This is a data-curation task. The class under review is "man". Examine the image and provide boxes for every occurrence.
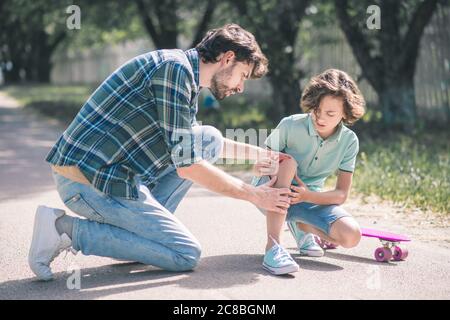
[28,24,292,280]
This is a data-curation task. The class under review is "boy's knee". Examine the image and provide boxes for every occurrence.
[280,157,297,169]
[332,215,361,248]
[277,156,297,175]
[193,125,223,164]
[340,226,361,248]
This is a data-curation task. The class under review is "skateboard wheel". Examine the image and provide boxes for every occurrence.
[393,246,408,261]
[375,247,392,262]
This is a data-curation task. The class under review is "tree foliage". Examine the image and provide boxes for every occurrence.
[334,0,440,129]
[0,0,72,82]
[228,0,312,121]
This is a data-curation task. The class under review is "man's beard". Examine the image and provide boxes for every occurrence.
[209,64,236,100]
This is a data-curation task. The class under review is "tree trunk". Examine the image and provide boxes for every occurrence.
[23,30,63,83]
[134,0,179,49]
[34,49,52,83]
[268,73,302,123]
[3,65,22,84]
[227,0,309,124]
[2,29,26,84]
[34,30,52,83]
[378,76,417,130]
[334,0,438,131]
[263,46,303,122]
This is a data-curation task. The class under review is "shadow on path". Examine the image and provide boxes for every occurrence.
[0,253,352,299]
[1,254,263,299]
[0,98,64,202]
[324,251,399,266]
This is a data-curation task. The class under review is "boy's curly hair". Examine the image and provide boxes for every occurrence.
[196,24,268,79]
[301,69,365,125]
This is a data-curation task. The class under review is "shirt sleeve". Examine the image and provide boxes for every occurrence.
[191,106,200,127]
[338,135,359,173]
[264,116,290,151]
[152,61,202,168]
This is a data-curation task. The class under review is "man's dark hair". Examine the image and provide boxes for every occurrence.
[196,24,269,79]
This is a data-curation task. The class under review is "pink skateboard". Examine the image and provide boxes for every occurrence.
[361,227,411,262]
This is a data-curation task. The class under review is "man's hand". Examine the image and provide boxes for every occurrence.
[251,176,292,214]
[252,150,292,176]
[177,160,291,214]
[178,160,294,214]
[289,175,310,205]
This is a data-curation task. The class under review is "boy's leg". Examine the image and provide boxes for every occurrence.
[325,217,361,248]
[296,222,339,244]
[265,157,297,251]
[252,164,299,275]
[289,204,361,248]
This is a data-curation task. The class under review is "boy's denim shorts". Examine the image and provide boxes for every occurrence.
[252,175,352,235]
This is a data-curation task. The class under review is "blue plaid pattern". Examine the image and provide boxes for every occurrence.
[46,49,202,199]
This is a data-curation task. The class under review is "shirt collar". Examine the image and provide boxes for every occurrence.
[328,122,344,142]
[307,113,344,142]
[185,48,200,89]
[307,114,319,137]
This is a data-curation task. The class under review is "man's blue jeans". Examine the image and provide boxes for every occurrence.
[53,125,223,272]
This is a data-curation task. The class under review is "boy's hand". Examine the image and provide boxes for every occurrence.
[289,175,310,205]
[252,150,292,176]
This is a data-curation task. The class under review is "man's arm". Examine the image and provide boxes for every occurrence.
[221,138,263,160]
[177,160,292,214]
[222,138,292,177]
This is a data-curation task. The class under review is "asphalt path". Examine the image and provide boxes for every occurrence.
[0,92,449,300]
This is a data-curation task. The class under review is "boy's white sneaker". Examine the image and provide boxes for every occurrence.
[28,205,76,281]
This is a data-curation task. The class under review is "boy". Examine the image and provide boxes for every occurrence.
[253,69,366,275]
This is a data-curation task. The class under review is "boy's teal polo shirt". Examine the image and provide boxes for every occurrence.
[265,113,359,191]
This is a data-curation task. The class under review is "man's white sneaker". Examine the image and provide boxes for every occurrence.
[287,221,324,257]
[28,205,76,281]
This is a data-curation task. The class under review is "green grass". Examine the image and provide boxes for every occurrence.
[353,133,449,214]
[3,84,94,124]
[3,84,449,214]
[3,84,92,106]
[3,84,274,129]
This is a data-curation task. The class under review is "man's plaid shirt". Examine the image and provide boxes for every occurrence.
[46,49,202,200]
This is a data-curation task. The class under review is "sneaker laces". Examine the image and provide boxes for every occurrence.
[303,233,317,247]
[62,247,78,259]
[269,235,294,263]
[49,235,77,263]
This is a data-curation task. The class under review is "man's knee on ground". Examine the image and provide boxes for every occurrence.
[170,243,202,272]
[193,125,223,164]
